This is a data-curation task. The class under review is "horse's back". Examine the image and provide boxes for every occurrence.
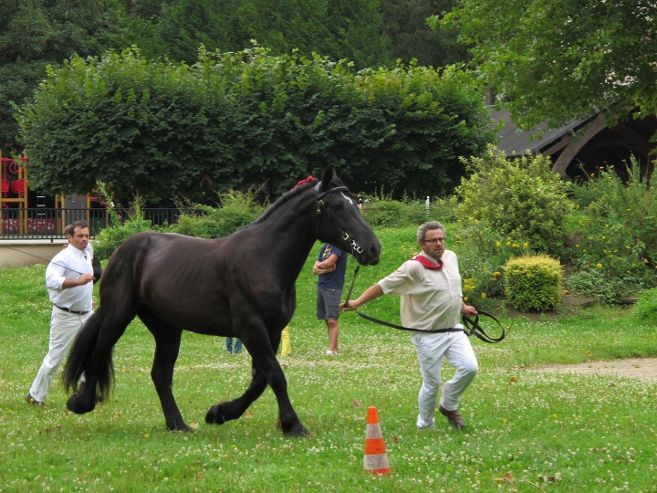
[101,232,243,332]
[109,231,228,285]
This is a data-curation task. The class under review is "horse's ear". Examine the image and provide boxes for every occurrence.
[320,165,337,190]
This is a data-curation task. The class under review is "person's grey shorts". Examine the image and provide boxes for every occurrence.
[316,287,342,320]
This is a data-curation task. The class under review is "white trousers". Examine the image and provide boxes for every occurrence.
[29,307,92,403]
[411,330,478,429]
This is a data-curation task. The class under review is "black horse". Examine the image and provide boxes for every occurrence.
[62,166,380,436]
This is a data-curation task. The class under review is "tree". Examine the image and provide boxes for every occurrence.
[120,0,166,20]
[0,0,132,150]
[381,0,467,67]
[1,0,465,150]
[323,0,392,68]
[152,0,392,68]
[439,0,657,131]
[151,0,245,62]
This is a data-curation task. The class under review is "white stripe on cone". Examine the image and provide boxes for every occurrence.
[364,453,390,470]
[366,423,383,438]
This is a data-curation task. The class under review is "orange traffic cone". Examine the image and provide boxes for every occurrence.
[363,406,391,475]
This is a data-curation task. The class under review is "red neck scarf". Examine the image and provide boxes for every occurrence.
[413,255,444,270]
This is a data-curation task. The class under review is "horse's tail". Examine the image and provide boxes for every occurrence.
[62,309,114,401]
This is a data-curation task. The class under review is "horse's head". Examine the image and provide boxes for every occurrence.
[315,166,380,265]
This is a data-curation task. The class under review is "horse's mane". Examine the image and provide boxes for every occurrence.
[242,179,318,229]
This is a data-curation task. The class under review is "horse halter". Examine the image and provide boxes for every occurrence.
[314,183,365,255]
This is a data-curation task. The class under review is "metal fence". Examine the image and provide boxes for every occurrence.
[0,208,189,240]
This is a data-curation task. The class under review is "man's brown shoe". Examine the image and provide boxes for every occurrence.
[439,405,465,430]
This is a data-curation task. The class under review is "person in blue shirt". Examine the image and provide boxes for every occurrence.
[225,337,243,354]
[313,243,348,355]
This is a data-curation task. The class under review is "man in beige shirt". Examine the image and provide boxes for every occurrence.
[342,221,477,430]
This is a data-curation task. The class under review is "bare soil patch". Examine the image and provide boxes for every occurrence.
[536,357,657,381]
[512,294,656,380]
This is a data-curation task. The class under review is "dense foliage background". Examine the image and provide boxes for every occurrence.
[3,0,656,304]
[17,47,493,204]
[1,0,465,151]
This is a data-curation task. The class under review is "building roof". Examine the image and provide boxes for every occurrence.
[490,107,656,179]
[490,108,586,156]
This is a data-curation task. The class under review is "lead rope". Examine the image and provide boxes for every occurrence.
[343,265,509,342]
[2,245,87,275]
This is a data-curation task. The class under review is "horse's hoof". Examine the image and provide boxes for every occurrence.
[205,405,227,425]
[167,420,192,432]
[283,422,309,437]
[66,394,95,414]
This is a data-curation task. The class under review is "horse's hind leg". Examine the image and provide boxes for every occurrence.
[139,310,190,432]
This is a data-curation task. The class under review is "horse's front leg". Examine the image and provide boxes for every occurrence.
[254,328,307,436]
[206,357,306,436]
[265,355,308,436]
[204,329,275,426]
[205,362,268,424]
[205,324,307,436]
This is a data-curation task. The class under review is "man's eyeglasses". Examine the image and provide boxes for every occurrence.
[422,238,445,245]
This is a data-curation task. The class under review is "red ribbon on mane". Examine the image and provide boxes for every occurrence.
[413,255,444,270]
[292,176,315,190]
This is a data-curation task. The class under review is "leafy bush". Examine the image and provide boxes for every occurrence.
[450,222,532,309]
[565,160,657,299]
[359,193,457,228]
[93,215,154,260]
[565,269,623,305]
[359,196,410,227]
[170,189,265,238]
[504,255,563,312]
[359,194,428,227]
[633,287,657,325]
[454,146,572,257]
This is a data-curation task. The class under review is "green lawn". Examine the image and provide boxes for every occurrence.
[1,229,656,492]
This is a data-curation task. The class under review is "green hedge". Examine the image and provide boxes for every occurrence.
[17,46,494,205]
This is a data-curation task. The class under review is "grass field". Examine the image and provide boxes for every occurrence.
[2,227,657,492]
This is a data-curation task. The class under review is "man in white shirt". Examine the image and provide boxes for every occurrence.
[341,221,478,430]
[26,220,100,405]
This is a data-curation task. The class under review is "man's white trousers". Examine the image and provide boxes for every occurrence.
[411,330,478,429]
[29,307,92,403]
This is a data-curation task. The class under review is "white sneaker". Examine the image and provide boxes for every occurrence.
[325,349,338,355]
[416,416,435,430]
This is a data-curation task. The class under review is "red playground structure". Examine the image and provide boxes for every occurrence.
[0,151,105,237]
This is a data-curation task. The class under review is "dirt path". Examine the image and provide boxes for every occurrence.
[537,357,657,381]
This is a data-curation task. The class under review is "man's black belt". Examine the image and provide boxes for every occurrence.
[54,305,89,315]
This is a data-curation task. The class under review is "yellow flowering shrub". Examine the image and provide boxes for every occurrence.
[504,255,563,312]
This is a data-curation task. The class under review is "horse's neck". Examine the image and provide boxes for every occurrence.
[251,190,318,280]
